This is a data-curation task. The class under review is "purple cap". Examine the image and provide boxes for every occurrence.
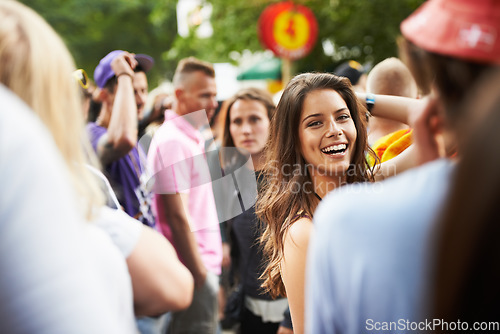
[94,50,154,88]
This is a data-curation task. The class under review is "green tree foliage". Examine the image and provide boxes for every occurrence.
[19,0,425,85]
[298,0,426,73]
[178,0,424,74]
[19,0,177,85]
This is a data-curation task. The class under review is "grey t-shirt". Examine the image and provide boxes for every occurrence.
[307,159,454,334]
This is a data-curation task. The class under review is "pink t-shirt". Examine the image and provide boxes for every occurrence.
[147,110,222,275]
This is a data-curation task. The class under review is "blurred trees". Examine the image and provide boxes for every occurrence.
[19,0,177,85]
[19,0,424,85]
[299,0,425,73]
[203,0,425,73]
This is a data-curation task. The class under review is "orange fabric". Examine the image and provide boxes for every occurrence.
[369,129,413,166]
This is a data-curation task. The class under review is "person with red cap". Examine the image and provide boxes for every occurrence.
[87,50,156,228]
[307,0,500,333]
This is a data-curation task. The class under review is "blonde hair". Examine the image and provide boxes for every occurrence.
[0,0,104,218]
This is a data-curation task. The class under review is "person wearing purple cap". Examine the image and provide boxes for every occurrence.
[87,50,156,228]
[307,0,500,333]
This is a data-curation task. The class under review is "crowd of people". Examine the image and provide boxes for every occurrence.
[1,0,499,333]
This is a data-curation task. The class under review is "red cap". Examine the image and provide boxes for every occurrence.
[401,0,500,64]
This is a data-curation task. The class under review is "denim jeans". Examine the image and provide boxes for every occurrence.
[136,313,170,334]
[167,272,219,334]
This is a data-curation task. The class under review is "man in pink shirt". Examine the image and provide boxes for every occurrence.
[147,57,222,333]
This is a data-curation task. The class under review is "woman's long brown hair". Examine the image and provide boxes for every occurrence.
[256,72,376,297]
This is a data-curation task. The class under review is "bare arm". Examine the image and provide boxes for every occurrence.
[357,92,426,125]
[159,193,208,289]
[127,225,194,316]
[96,52,139,166]
[281,217,313,334]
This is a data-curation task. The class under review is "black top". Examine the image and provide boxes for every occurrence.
[229,172,275,300]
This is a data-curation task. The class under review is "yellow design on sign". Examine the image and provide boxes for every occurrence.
[273,11,310,50]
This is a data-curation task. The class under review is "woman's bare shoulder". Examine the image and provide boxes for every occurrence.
[284,216,313,249]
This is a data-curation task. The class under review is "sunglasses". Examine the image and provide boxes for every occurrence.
[72,69,89,89]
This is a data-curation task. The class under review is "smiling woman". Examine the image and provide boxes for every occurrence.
[256,72,378,334]
[299,89,358,198]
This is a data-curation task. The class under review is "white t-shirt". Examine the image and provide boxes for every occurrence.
[92,205,142,259]
[0,85,137,333]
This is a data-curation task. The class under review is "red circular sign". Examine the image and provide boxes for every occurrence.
[258,2,318,60]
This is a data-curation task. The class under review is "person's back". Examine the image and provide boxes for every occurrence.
[0,84,132,333]
[0,2,194,333]
[309,158,454,333]
[307,0,500,333]
[431,70,500,331]
[366,57,418,153]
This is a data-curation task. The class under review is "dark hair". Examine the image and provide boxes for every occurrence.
[334,60,365,85]
[399,38,491,128]
[431,69,500,327]
[257,72,377,297]
[220,87,275,169]
[87,99,102,123]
